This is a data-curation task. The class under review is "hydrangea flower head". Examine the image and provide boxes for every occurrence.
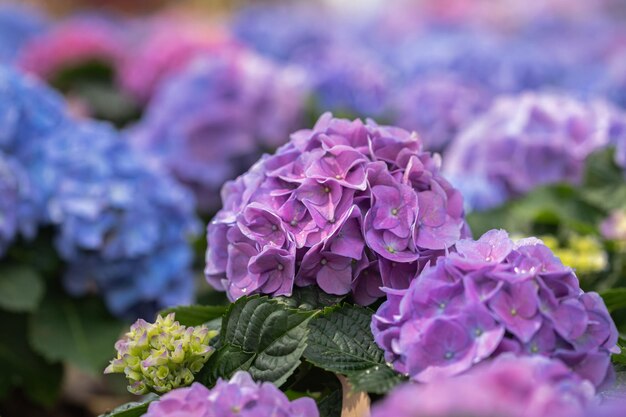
[444,93,625,199]
[391,75,491,152]
[128,51,307,211]
[296,44,390,118]
[144,371,319,417]
[371,354,594,417]
[372,229,618,386]
[120,15,239,102]
[391,30,566,95]
[0,66,198,319]
[206,113,467,303]
[105,313,217,395]
[18,15,125,81]
[232,3,331,62]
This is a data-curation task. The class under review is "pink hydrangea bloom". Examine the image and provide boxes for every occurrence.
[119,15,240,102]
[18,16,125,80]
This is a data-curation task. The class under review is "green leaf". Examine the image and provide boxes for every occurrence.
[29,295,124,375]
[0,311,63,406]
[317,388,342,417]
[581,148,626,212]
[304,304,405,394]
[159,304,228,327]
[0,265,45,312]
[98,396,155,417]
[198,296,317,387]
[278,285,346,311]
[600,288,626,312]
[468,184,605,237]
[583,148,623,187]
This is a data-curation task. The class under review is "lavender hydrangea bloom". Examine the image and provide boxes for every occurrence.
[585,397,626,417]
[391,75,491,152]
[370,354,595,417]
[444,93,625,199]
[206,113,467,303]
[0,66,198,319]
[0,4,48,63]
[372,229,618,386]
[128,52,307,212]
[144,372,319,417]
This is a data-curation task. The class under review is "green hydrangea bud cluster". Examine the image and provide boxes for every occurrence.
[104,313,217,395]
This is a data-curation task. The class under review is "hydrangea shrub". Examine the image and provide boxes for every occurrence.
[206,113,467,303]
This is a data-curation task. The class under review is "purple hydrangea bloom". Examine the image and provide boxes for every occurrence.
[391,75,491,152]
[585,397,626,417]
[128,51,307,212]
[372,229,618,386]
[371,354,595,417]
[0,66,199,319]
[206,113,467,303]
[444,93,625,199]
[144,372,319,417]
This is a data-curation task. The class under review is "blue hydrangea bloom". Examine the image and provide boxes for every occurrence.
[295,43,391,118]
[390,29,567,95]
[231,4,332,62]
[445,174,507,213]
[0,152,29,253]
[0,4,48,63]
[0,65,199,319]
